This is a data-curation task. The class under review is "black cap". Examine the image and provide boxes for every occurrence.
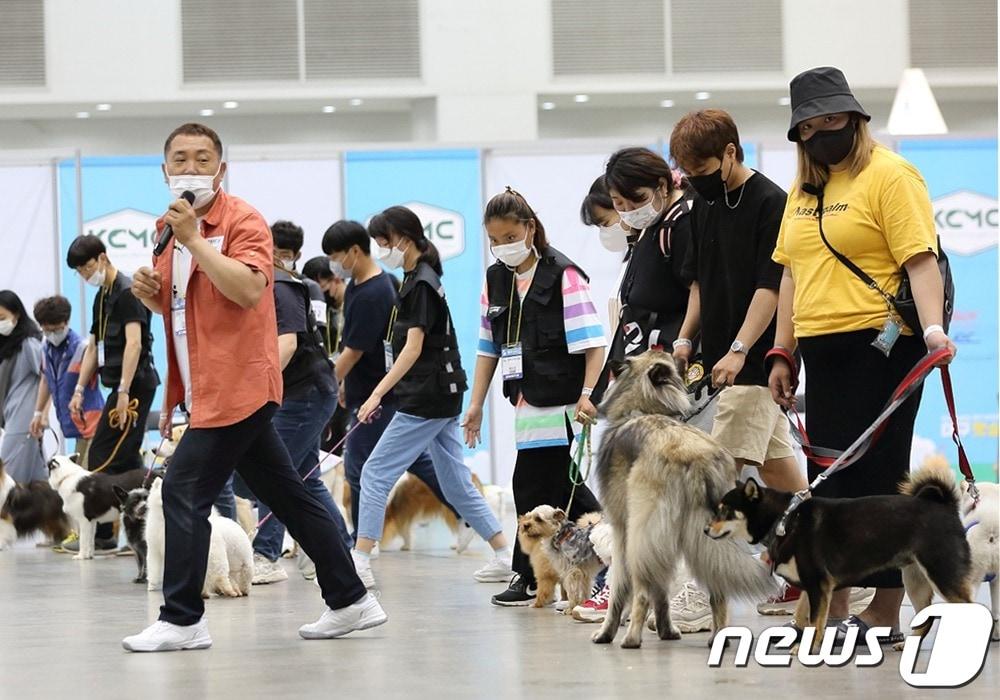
[786,66,870,142]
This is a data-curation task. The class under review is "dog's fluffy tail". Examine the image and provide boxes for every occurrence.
[900,461,960,508]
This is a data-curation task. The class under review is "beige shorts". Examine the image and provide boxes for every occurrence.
[711,385,794,465]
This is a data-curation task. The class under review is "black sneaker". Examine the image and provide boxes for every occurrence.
[491,575,537,607]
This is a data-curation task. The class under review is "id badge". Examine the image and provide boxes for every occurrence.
[871,316,902,357]
[97,341,105,367]
[171,297,187,337]
[501,343,524,381]
[383,340,394,372]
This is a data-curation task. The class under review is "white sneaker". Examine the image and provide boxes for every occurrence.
[455,520,476,554]
[298,593,388,639]
[473,556,514,583]
[669,581,713,633]
[252,553,289,585]
[351,550,377,590]
[122,620,212,653]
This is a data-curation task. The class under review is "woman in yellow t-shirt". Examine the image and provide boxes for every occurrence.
[768,67,955,643]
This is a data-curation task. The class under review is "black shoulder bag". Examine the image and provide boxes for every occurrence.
[803,183,954,334]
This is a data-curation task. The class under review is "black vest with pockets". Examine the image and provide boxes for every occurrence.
[392,262,468,406]
[274,267,333,389]
[485,247,586,407]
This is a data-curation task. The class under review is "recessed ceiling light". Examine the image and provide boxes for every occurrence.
[541,101,555,110]
[660,99,675,108]
[574,94,589,103]
[695,91,711,101]
[777,96,791,106]
[223,101,239,109]
[199,108,215,117]
[96,103,111,112]
[75,111,90,119]
[349,98,363,107]
[322,105,336,113]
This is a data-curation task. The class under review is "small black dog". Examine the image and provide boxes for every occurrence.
[706,461,973,652]
[113,482,156,583]
[1,481,71,545]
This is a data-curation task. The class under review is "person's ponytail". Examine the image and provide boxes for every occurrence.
[416,237,443,277]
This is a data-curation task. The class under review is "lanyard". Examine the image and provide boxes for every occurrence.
[385,306,398,343]
[506,271,526,345]
[97,287,110,341]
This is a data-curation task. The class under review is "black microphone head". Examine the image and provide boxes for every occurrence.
[801,182,821,196]
[181,190,196,204]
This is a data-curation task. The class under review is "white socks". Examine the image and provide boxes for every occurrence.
[351,549,371,570]
[493,546,512,562]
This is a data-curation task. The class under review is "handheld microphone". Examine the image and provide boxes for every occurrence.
[153,191,196,257]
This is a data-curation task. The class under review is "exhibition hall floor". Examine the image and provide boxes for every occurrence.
[0,541,995,699]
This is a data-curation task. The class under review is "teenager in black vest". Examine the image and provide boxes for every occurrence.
[350,206,513,594]
[462,188,605,607]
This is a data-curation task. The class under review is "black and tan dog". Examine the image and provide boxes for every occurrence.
[706,461,974,652]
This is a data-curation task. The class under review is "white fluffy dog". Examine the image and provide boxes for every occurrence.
[145,478,253,598]
[963,480,999,641]
[0,466,15,550]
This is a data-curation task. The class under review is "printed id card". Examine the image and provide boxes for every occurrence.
[871,316,902,357]
[501,343,524,380]
[97,341,105,367]
[384,340,394,372]
[172,297,187,336]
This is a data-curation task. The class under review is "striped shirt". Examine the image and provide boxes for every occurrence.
[478,264,605,449]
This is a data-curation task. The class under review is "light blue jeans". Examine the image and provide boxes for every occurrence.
[358,412,501,543]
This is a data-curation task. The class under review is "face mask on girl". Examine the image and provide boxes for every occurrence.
[166,163,223,209]
[802,120,856,166]
[598,222,628,252]
[616,190,664,230]
[44,327,69,346]
[491,238,533,268]
[0,318,14,336]
[378,240,408,270]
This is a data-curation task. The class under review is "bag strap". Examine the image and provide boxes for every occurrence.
[805,184,894,305]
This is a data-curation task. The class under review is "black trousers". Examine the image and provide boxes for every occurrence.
[90,381,156,540]
[799,329,926,589]
[511,422,601,586]
[159,402,366,626]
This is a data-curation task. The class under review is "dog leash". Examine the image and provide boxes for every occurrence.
[766,346,976,542]
[142,436,169,489]
[565,418,594,515]
[251,407,381,538]
[89,398,140,474]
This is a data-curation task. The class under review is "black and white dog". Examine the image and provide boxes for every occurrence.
[114,482,157,583]
[48,455,145,559]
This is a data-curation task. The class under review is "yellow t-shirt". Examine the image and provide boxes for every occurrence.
[773,146,937,338]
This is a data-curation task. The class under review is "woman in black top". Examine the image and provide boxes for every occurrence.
[350,206,513,592]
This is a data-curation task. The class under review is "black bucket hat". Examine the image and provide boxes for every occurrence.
[786,66,870,142]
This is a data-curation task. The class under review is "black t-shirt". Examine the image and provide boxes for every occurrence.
[342,272,398,409]
[274,279,336,401]
[681,171,786,386]
[89,272,159,390]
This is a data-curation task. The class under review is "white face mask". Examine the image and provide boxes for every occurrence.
[328,255,351,279]
[491,238,533,268]
[378,241,408,270]
[85,268,106,287]
[44,327,69,346]
[598,223,628,252]
[166,164,222,209]
[0,319,14,336]
[616,191,663,231]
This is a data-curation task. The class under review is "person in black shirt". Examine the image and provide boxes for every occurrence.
[324,221,468,547]
[669,109,808,622]
[66,235,160,547]
[347,206,512,593]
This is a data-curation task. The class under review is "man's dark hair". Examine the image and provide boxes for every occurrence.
[322,220,371,255]
[66,235,107,269]
[164,122,224,158]
[271,220,305,254]
[33,296,72,326]
[302,256,334,283]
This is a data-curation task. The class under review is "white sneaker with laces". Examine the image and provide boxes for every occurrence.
[298,593,388,639]
[669,581,713,633]
[455,520,476,554]
[473,556,514,583]
[252,553,289,585]
[122,620,212,653]
[351,550,377,590]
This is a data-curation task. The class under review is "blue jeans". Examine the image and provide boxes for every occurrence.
[344,401,459,539]
[251,386,352,560]
[214,475,236,520]
[358,412,500,543]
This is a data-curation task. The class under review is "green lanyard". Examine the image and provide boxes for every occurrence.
[385,306,399,344]
[505,272,524,346]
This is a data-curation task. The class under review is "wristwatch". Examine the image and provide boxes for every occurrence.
[730,340,746,354]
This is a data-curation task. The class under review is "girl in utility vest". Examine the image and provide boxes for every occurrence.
[462,188,606,607]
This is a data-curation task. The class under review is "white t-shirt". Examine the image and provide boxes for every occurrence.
[171,222,200,412]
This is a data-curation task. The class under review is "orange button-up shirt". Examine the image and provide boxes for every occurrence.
[153,189,282,428]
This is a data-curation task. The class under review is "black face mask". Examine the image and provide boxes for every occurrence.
[687,167,725,202]
[803,121,856,166]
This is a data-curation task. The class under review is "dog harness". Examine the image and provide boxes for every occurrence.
[551,521,598,567]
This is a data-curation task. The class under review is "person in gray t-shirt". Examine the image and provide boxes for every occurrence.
[0,290,45,483]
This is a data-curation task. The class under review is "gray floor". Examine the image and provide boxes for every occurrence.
[0,539,996,699]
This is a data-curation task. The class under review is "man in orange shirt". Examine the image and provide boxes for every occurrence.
[122,123,385,652]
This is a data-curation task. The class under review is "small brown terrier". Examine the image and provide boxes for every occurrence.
[517,505,603,610]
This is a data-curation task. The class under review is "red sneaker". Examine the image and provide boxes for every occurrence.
[571,583,610,623]
[756,584,802,615]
